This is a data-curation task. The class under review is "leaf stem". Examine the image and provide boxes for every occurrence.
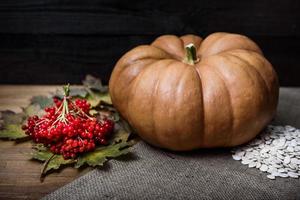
[40,153,55,181]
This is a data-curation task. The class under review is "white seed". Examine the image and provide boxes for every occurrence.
[290,140,297,147]
[248,162,257,168]
[232,154,242,161]
[280,138,287,145]
[284,156,291,164]
[267,174,276,179]
[256,162,262,168]
[272,164,282,169]
[264,136,271,140]
[295,146,300,151]
[260,164,268,172]
[271,172,280,177]
[231,125,300,179]
[291,158,300,165]
[277,150,284,155]
[241,159,251,165]
[267,166,276,173]
[285,135,292,141]
[288,172,299,178]
[289,163,298,170]
[277,153,284,160]
[265,140,272,145]
[287,146,294,152]
[278,168,286,173]
[236,151,245,156]
[271,135,278,139]
[260,153,269,158]
[273,158,282,164]
[260,148,269,154]
[278,173,289,178]
[285,126,296,131]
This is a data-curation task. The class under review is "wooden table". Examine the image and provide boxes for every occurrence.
[0,85,91,200]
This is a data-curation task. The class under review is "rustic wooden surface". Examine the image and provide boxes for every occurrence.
[0,1,299,86]
[0,85,91,200]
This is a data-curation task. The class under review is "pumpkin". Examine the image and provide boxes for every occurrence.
[109,32,279,151]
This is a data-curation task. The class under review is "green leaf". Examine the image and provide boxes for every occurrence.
[112,111,120,122]
[110,128,130,144]
[30,96,53,109]
[0,110,28,140]
[89,109,98,116]
[118,118,134,134]
[75,142,132,168]
[86,92,112,107]
[33,143,48,152]
[69,87,88,98]
[82,75,112,106]
[31,148,53,161]
[31,147,74,174]
[0,124,28,139]
[43,155,74,174]
[24,104,45,117]
[0,110,25,125]
[55,87,88,98]
[82,74,108,93]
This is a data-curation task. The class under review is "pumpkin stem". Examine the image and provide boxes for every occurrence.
[183,43,199,65]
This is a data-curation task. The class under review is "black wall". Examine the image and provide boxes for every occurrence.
[0,0,299,86]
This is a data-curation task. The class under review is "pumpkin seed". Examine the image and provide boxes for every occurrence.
[231,125,300,179]
[256,162,262,168]
[232,154,242,161]
[288,172,299,178]
[248,162,257,168]
[278,168,286,173]
[284,156,291,164]
[267,174,276,179]
[241,159,251,165]
[278,173,289,178]
[260,164,268,172]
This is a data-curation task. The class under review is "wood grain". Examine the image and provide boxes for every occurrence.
[0,0,298,36]
[0,1,299,86]
[0,35,299,86]
[0,85,91,200]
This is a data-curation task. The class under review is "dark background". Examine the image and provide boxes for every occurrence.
[0,0,299,86]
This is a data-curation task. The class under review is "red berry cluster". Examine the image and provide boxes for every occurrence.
[22,92,114,160]
[75,99,90,113]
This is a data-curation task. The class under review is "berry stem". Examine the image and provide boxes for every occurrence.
[63,83,70,97]
[53,87,71,125]
[70,101,93,120]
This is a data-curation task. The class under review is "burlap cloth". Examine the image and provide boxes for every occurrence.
[44,88,300,200]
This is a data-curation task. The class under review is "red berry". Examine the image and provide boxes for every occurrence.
[100,138,108,145]
[23,95,115,160]
[87,132,93,139]
[72,141,78,148]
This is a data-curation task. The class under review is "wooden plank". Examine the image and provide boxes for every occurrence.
[0,85,58,112]
[0,85,91,200]
[0,35,299,86]
[0,0,298,36]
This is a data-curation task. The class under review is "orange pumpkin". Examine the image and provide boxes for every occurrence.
[109,33,279,151]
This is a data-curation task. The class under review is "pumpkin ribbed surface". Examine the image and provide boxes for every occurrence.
[109,33,279,151]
